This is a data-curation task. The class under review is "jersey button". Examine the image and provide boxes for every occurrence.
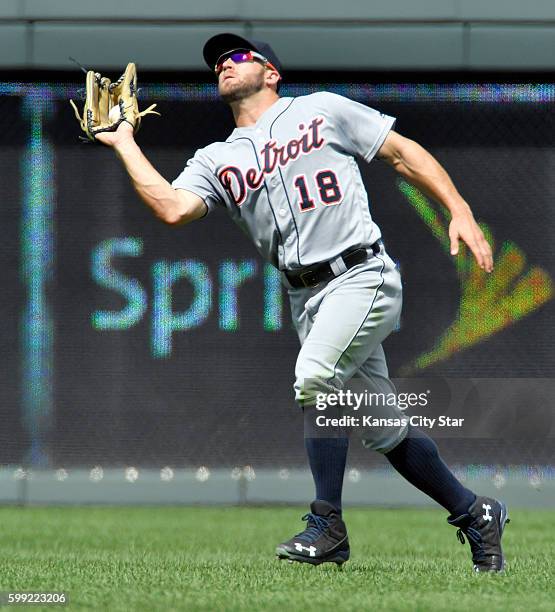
[279,208,287,217]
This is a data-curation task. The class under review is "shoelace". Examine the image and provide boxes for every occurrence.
[295,513,330,543]
[456,525,486,561]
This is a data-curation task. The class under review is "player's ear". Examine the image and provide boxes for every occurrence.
[265,67,281,91]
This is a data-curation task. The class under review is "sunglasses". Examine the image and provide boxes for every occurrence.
[215,49,276,76]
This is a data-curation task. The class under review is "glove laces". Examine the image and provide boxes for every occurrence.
[137,103,161,119]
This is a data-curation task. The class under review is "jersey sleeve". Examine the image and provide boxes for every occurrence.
[321,92,396,163]
[171,148,226,216]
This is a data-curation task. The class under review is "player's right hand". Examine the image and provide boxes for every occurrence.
[95,120,135,148]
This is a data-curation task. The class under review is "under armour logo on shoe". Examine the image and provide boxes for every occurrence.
[482,504,493,521]
[294,542,317,557]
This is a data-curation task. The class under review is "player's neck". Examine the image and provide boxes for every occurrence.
[231,91,280,128]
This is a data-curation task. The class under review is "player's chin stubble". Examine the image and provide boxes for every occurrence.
[219,71,265,104]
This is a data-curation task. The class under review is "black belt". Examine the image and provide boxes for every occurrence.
[285,242,381,289]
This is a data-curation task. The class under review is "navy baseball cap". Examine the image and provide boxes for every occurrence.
[203,33,282,75]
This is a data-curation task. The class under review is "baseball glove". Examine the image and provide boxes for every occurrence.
[69,62,159,142]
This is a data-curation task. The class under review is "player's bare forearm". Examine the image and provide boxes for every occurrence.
[97,124,206,225]
[378,132,468,216]
[378,130,493,272]
[113,138,179,223]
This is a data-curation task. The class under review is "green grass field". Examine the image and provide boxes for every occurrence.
[0,506,553,611]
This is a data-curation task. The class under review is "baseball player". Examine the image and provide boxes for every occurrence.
[95,33,509,572]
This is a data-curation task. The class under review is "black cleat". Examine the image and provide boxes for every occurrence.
[448,495,510,573]
[275,500,350,566]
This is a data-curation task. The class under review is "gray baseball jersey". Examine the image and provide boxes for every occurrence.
[173,90,407,451]
[172,91,395,270]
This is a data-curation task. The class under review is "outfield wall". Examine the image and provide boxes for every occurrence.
[0,80,553,476]
[1,468,554,509]
[1,0,555,70]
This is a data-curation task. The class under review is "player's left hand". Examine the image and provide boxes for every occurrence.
[449,212,493,272]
